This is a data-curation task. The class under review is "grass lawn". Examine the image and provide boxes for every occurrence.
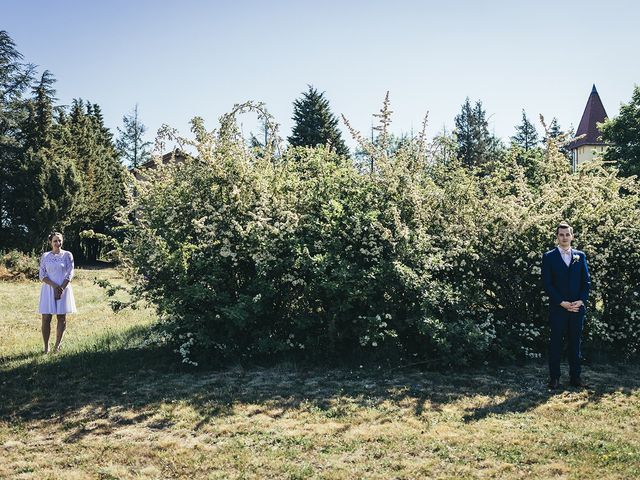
[1,268,639,479]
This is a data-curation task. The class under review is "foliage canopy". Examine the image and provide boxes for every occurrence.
[114,101,640,366]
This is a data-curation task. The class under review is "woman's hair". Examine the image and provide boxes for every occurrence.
[48,231,63,241]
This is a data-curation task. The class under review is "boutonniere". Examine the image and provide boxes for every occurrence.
[572,254,579,264]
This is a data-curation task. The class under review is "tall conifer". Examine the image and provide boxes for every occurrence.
[116,104,151,168]
[601,85,640,177]
[454,98,497,167]
[288,86,349,156]
[11,71,80,249]
[542,117,572,161]
[64,99,126,261]
[511,110,539,151]
[0,30,34,246]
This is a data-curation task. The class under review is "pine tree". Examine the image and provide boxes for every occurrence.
[454,98,474,167]
[288,86,349,156]
[0,31,33,138]
[0,30,34,246]
[25,71,56,149]
[10,71,80,250]
[542,117,572,162]
[1,31,124,255]
[511,109,539,151]
[116,104,152,168]
[249,117,269,153]
[64,99,126,261]
[545,117,563,142]
[454,98,496,167]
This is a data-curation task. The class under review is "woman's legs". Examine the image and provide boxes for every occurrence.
[41,314,53,353]
[54,314,66,352]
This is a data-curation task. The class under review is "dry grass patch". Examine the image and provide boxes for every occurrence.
[1,270,639,479]
[1,365,638,479]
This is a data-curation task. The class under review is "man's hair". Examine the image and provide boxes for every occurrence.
[556,222,573,235]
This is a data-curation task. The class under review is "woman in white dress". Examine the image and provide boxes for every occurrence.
[38,232,77,353]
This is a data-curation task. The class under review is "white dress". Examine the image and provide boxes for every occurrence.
[38,250,77,314]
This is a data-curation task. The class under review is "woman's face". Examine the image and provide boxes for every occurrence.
[50,235,63,251]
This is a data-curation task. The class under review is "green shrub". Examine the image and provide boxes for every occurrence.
[1,250,40,281]
[113,105,640,366]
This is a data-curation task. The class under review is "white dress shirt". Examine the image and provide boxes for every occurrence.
[558,246,571,267]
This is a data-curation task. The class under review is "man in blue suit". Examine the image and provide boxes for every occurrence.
[542,222,591,389]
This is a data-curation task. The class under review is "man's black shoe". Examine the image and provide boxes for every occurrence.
[570,377,587,388]
[547,378,560,390]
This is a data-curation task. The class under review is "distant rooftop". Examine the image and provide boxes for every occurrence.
[131,149,189,181]
[570,84,608,149]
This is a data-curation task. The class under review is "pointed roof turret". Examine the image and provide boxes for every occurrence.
[570,85,608,149]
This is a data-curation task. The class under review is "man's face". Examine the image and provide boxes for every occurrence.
[556,228,573,249]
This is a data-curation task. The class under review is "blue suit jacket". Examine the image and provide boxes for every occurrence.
[542,248,591,318]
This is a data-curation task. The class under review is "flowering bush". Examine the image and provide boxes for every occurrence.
[114,104,640,365]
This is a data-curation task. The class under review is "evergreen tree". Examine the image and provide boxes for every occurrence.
[454,98,474,166]
[248,120,268,159]
[511,109,539,151]
[431,126,458,166]
[543,117,572,161]
[454,97,496,167]
[544,117,562,142]
[9,71,80,250]
[353,132,412,173]
[600,85,640,178]
[0,32,124,256]
[0,31,33,139]
[116,104,151,168]
[65,99,127,261]
[0,30,34,246]
[24,71,56,149]
[288,86,349,156]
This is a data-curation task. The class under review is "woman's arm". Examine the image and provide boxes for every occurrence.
[62,251,75,289]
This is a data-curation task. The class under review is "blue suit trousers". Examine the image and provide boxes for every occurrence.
[549,310,584,380]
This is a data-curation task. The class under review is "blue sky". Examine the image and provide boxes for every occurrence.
[4,0,639,150]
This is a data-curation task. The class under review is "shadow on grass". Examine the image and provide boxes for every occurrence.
[462,363,640,422]
[1,330,639,437]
